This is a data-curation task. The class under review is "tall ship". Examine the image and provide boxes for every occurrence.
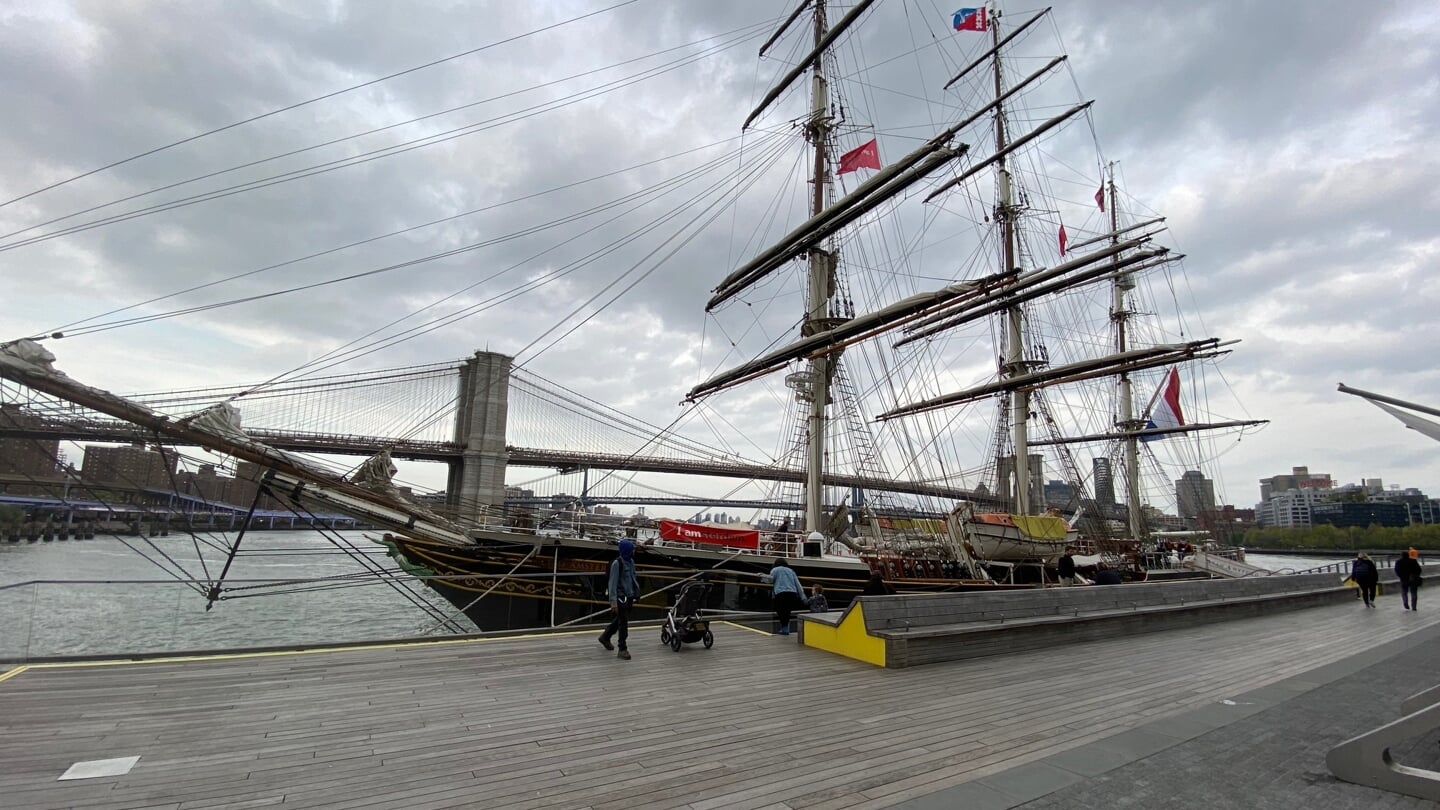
[0,3,1263,631]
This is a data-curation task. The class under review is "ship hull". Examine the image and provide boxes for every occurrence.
[386,532,1007,632]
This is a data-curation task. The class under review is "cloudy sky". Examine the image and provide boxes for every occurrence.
[1,0,1437,514]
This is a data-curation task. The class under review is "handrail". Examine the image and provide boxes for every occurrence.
[1328,685,1440,801]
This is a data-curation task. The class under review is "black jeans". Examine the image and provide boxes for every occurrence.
[1359,580,1377,605]
[601,597,632,649]
[773,591,804,631]
[1401,583,1419,608]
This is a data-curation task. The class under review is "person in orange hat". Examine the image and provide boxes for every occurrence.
[1395,548,1422,611]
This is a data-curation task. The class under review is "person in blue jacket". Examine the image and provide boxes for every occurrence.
[764,558,805,635]
[599,538,640,659]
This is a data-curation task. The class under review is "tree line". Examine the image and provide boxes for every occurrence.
[1242,523,1440,551]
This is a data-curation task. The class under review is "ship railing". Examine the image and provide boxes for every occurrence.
[1298,560,1353,576]
[654,539,772,557]
[1273,559,1355,577]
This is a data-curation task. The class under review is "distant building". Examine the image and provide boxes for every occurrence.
[1175,470,1216,521]
[0,403,62,487]
[1259,466,1332,501]
[997,454,1044,510]
[1197,505,1257,542]
[1256,488,1335,528]
[176,463,229,502]
[1092,457,1115,506]
[1043,479,1077,508]
[1311,501,1410,529]
[1361,486,1437,525]
[230,461,284,510]
[1140,505,1186,532]
[80,443,176,489]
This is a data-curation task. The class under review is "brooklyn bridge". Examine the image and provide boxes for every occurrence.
[0,350,994,519]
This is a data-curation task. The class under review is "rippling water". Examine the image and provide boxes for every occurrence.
[0,529,463,660]
[1243,552,1353,574]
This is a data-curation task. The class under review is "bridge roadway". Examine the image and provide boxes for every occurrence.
[2,421,998,508]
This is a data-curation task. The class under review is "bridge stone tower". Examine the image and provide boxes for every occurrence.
[447,350,511,525]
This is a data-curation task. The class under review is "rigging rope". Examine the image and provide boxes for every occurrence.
[0,0,647,210]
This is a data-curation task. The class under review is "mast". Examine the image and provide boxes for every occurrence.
[991,9,1031,515]
[803,1,833,533]
[1107,164,1143,541]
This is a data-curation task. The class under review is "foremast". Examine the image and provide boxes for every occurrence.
[1106,165,1144,542]
[991,9,1032,516]
[802,1,834,535]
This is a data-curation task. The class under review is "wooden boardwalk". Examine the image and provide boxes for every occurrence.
[2,597,1437,810]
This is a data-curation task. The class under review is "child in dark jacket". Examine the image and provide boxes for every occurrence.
[806,585,829,612]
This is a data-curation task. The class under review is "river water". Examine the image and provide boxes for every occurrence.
[0,535,1344,660]
[1240,552,1352,573]
[0,529,466,660]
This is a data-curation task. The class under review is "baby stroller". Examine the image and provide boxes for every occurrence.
[660,581,714,652]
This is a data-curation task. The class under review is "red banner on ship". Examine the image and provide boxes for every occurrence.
[658,519,760,549]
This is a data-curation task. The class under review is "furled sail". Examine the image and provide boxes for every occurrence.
[1339,383,1440,444]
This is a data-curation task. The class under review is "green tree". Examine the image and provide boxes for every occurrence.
[0,505,23,527]
[1242,523,1440,551]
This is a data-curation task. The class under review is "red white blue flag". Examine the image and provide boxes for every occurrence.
[952,7,988,32]
[1143,367,1185,440]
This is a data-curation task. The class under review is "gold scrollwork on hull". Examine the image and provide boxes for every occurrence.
[445,576,587,599]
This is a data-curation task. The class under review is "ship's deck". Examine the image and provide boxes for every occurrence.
[3,594,1438,809]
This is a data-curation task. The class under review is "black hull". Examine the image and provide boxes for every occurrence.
[388,535,1000,632]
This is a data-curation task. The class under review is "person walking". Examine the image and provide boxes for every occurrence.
[598,538,640,659]
[1351,552,1379,608]
[1058,552,1076,586]
[1396,548,1422,611]
[764,558,805,635]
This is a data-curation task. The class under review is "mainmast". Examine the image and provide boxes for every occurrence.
[1107,165,1144,541]
[991,10,1031,516]
[802,1,834,533]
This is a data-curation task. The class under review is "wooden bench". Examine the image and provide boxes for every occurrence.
[798,572,1352,668]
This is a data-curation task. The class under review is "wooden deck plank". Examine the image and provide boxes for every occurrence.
[0,604,1434,809]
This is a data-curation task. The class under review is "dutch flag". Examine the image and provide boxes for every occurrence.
[1142,367,1185,441]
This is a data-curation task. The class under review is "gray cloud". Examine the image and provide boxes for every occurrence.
[2,0,1438,513]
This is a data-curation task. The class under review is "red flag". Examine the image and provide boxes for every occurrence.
[1058,224,1068,256]
[837,138,881,174]
[1094,184,1106,212]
